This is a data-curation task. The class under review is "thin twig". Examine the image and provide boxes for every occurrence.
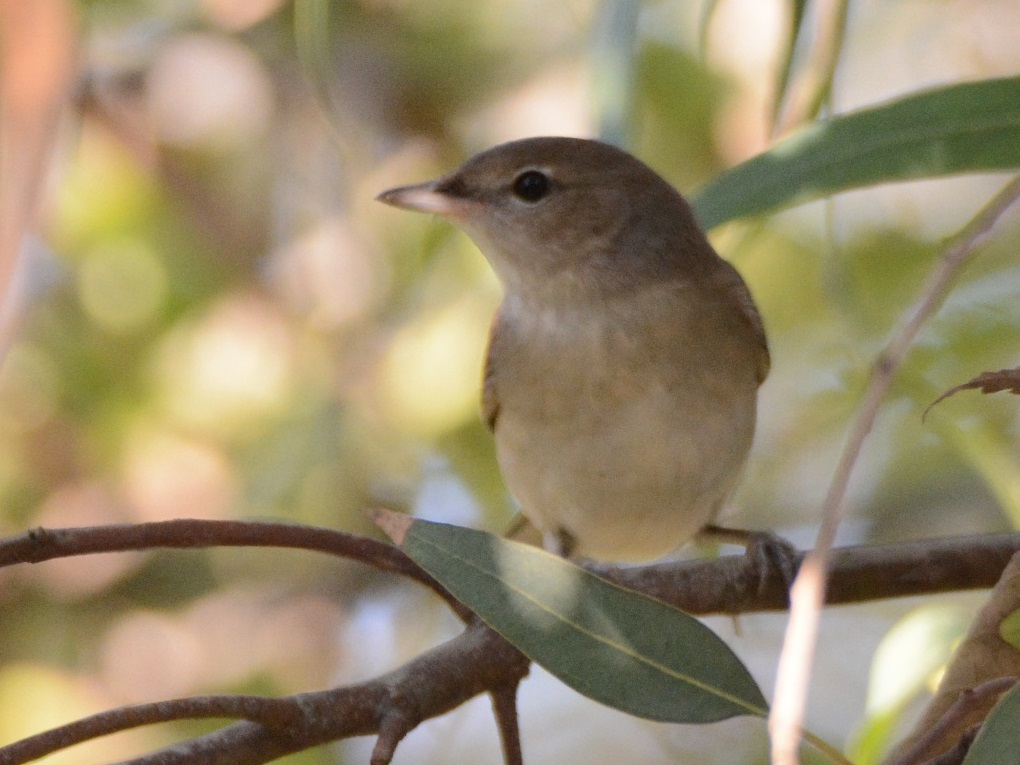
[769,174,1020,765]
[491,682,525,765]
[0,519,473,620]
[773,0,852,134]
[0,695,304,765]
[886,676,1019,765]
[922,723,981,765]
[370,710,414,765]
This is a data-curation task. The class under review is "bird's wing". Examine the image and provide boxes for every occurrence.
[714,260,771,385]
[481,312,502,431]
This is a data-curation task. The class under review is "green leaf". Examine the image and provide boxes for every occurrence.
[999,609,1020,651]
[962,681,1020,765]
[692,76,1020,230]
[373,511,768,723]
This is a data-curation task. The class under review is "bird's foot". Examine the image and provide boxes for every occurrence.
[699,524,801,601]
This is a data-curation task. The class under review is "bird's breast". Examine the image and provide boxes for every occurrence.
[488,291,759,560]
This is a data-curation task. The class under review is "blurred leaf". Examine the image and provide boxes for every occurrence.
[962,681,1020,765]
[317,0,541,138]
[798,0,850,126]
[824,229,937,337]
[846,708,900,765]
[636,42,726,188]
[850,603,972,762]
[866,604,970,715]
[771,0,810,126]
[692,76,1020,229]
[941,424,1020,527]
[591,0,641,147]
[999,609,1020,651]
[372,512,768,723]
[926,367,1020,419]
[773,0,851,131]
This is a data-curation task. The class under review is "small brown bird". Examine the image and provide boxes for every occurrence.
[377,137,769,562]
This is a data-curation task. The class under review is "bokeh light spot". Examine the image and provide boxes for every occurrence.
[380,298,491,437]
[100,611,204,704]
[154,296,294,439]
[0,663,153,764]
[0,343,60,430]
[120,428,237,521]
[34,483,142,599]
[146,33,273,149]
[201,0,286,31]
[77,237,167,334]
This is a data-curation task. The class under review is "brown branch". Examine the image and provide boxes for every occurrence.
[886,677,1019,765]
[0,695,304,764]
[594,531,1020,613]
[370,708,416,765]
[922,724,980,765]
[2,528,1020,764]
[0,620,528,765]
[490,681,525,765]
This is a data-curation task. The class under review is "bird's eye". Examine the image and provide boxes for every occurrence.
[511,170,551,203]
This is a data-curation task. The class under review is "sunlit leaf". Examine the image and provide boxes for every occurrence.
[865,604,970,716]
[998,609,1020,651]
[372,511,768,723]
[692,76,1020,229]
[962,681,1020,765]
[846,709,901,765]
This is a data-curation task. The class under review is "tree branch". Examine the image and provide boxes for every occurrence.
[886,677,1019,765]
[2,525,1020,764]
[490,680,525,765]
[0,519,472,620]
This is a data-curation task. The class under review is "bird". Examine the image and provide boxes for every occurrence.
[377,137,770,563]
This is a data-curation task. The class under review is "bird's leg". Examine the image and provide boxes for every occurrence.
[504,513,580,559]
[698,524,801,599]
[544,527,579,559]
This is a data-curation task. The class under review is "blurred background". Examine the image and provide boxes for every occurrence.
[0,0,1018,763]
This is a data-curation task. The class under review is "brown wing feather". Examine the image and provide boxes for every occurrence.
[713,260,770,385]
[481,312,502,431]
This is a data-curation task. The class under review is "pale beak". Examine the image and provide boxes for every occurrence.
[376,179,468,218]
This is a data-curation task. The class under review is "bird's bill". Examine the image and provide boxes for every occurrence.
[376,179,467,218]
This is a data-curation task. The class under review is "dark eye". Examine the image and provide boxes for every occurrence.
[512,170,551,202]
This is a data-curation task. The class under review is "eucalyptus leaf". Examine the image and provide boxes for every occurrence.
[377,512,768,724]
[692,76,1020,229]
[961,681,1020,765]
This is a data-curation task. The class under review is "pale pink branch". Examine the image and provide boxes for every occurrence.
[770,174,1020,765]
[0,0,77,358]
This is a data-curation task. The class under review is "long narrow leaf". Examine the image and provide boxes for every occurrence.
[771,0,811,126]
[692,76,1020,229]
[372,511,768,724]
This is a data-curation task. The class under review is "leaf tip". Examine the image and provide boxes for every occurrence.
[367,508,413,547]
